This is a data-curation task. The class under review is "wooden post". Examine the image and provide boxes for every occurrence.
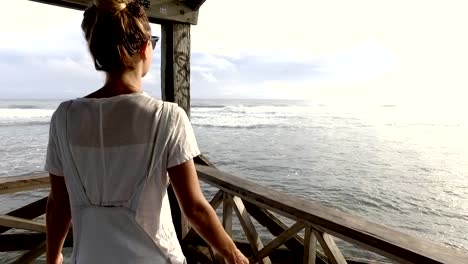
[161,22,191,241]
[304,227,317,264]
[161,22,191,117]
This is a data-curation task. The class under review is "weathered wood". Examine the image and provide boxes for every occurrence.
[244,201,304,252]
[313,230,347,264]
[0,215,46,233]
[234,239,308,264]
[0,233,44,252]
[209,190,225,210]
[185,0,206,11]
[232,196,272,264]
[194,154,217,168]
[244,203,328,264]
[0,233,72,252]
[162,21,192,241]
[223,193,233,236]
[196,165,468,264]
[0,173,49,195]
[304,227,317,264]
[12,241,46,264]
[256,221,305,260]
[161,22,191,116]
[207,245,217,263]
[29,0,201,25]
[212,193,234,263]
[184,245,213,264]
[0,197,47,234]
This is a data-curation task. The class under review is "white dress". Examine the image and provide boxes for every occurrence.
[44,93,200,264]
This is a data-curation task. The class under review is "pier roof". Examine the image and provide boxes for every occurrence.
[29,0,206,24]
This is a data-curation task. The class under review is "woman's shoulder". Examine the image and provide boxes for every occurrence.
[52,100,74,117]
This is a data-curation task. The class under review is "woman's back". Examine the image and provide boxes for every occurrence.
[67,93,167,205]
[48,93,198,263]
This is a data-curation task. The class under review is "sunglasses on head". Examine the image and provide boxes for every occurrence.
[150,36,159,49]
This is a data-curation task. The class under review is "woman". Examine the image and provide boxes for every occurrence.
[44,0,249,263]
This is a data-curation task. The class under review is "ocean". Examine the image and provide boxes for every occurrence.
[0,98,467,262]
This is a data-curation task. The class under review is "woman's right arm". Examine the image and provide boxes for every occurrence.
[168,159,248,264]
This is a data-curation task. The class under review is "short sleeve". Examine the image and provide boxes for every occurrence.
[166,106,201,168]
[44,111,64,176]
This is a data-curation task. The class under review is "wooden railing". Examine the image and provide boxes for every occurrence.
[184,165,468,264]
[1,167,468,263]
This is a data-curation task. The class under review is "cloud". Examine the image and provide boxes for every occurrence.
[0,37,396,100]
[0,51,100,99]
[200,72,218,83]
[1,0,467,104]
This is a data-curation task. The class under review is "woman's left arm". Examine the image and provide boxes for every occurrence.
[46,174,71,264]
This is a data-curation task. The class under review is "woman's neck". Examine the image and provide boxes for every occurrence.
[86,70,142,99]
[104,70,142,94]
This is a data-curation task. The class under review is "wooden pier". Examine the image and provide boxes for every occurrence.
[1,163,468,263]
[2,0,468,263]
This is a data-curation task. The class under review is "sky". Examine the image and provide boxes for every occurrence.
[0,0,467,107]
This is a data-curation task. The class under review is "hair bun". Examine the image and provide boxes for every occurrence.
[94,0,127,13]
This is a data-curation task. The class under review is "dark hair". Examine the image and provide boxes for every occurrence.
[81,0,151,72]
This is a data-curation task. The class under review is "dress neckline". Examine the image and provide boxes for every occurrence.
[75,92,148,102]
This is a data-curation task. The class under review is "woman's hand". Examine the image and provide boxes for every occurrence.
[226,248,249,264]
[47,252,63,264]
[55,253,64,264]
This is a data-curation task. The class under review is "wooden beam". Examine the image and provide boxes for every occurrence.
[209,190,225,210]
[313,230,347,264]
[195,165,468,264]
[304,227,317,264]
[213,193,234,263]
[244,204,328,264]
[234,240,306,264]
[0,233,72,252]
[232,197,271,264]
[0,173,49,195]
[184,244,213,264]
[194,154,217,168]
[12,241,46,264]
[186,0,206,10]
[256,221,305,260]
[0,197,47,234]
[223,193,233,236]
[161,22,192,116]
[207,246,217,263]
[162,21,192,241]
[29,0,200,25]
[146,0,199,24]
[244,201,304,252]
[0,233,44,252]
[0,215,46,233]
